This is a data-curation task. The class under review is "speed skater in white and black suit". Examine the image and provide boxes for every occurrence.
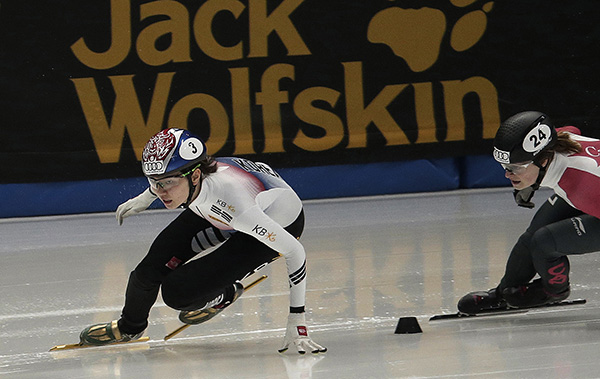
[79,128,326,354]
[459,111,600,314]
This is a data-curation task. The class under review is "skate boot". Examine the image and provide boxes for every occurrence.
[502,279,570,309]
[457,287,507,315]
[79,320,144,346]
[179,281,244,325]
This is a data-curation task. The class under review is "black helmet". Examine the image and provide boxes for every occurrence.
[493,111,557,164]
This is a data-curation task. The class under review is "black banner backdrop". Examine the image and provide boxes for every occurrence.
[1,0,598,184]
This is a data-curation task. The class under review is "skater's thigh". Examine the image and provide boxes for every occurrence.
[135,209,215,279]
[161,209,304,290]
[169,232,279,289]
[541,214,600,258]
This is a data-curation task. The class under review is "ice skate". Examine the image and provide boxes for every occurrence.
[457,287,507,315]
[502,279,570,309]
[179,281,244,325]
[79,320,145,346]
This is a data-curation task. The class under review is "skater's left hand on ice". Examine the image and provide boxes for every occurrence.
[116,188,157,225]
[278,312,327,354]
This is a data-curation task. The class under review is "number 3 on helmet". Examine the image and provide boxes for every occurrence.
[142,129,207,178]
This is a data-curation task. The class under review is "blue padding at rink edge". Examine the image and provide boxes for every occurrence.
[277,158,460,200]
[459,154,511,188]
[1,158,461,218]
[0,178,162,218]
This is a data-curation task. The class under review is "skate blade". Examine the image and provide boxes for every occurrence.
[430,298,587,321]
[49,336,150,351]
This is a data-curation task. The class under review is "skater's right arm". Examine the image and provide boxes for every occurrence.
[116,188,157,225]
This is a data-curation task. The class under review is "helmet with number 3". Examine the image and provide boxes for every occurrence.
[142,128,207,178]
[493,111,557,164]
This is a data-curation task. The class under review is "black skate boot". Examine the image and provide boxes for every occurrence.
[502,279,570,309]
[179,281,244,325]
[457,287,507,315]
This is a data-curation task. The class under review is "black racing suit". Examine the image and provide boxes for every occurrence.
[498,194,600,294]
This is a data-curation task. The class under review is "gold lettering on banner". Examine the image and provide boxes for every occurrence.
[230,67,254,155]
[72,66,500,160]
[71,0,130,70]
[248,0,310,57]
[71,0,310,69]
[442,76,500,141]
[137,1,192,66]
[167,93,230,154]
[293,86,343,151]
[413,82,437,144]
[255,64,295,153]
[71,73,173,163]
[344,61,410,148]
[194,0,245,61]
[69,0,501,162]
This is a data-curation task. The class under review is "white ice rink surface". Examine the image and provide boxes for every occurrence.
[2,188,600,378]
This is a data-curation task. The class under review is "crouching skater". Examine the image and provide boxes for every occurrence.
[79,128,326,354]
[459,111,600,314]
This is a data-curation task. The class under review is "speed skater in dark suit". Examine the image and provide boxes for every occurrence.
[459,111,600,314]
[79,128,326,354]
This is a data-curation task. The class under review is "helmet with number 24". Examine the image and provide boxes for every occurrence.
[493,111,557,165]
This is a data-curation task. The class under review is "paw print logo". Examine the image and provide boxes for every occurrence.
[367,0,494,72]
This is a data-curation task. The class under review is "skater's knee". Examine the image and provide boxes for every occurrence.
[161,284,210,311]
[162,274,224,311]
[509,231,535,259]
[161,276,195,310]
[515,230,534,248]
[161,286,187,309]
[531,227,559,260]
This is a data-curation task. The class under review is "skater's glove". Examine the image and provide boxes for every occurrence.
[513,186,536,209]
[278,312,327,355]
[116,188,157,225]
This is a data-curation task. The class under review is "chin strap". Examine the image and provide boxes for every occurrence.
[513,160,548,208]
[532,159,549,189]
[180,175,201,208]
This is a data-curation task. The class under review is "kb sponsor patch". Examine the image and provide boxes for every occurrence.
[252,224,276,242]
